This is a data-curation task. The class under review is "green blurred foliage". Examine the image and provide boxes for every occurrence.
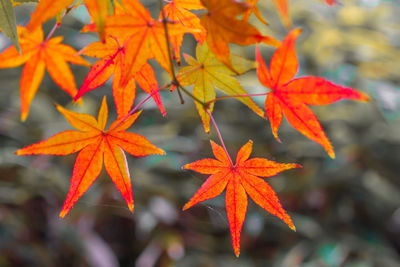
[0,0,399,266]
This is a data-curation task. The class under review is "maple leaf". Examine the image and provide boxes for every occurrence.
[177,43,264,133]
[75,36,166,118]
[256,29,369,158]
[163,0,207,65]
[26,0,74,31]
[84,0,111,41]
[83,0,190,87]
[0,26,90,121]
[243,0,268,25]
[26,0,109,41]
[272,0,291,28]
[183,140,300,256]
[200,0,280,73]
[243,0,291,28]
[16,96,165,217]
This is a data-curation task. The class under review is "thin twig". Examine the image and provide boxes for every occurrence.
[158,0,185,104]
[178,86,206,107]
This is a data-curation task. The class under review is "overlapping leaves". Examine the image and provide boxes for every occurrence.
[16,97,165,217]
[0,0,371,258]
[177,43,264,133]
[75,36,166,118]
[82,0,193,86]
[200,0,280,72]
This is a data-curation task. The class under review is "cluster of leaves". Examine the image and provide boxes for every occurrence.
[0,0,368,257]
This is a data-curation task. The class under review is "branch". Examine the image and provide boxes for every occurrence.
[158,0,185,104]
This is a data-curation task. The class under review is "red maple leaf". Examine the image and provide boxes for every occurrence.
[256,29,369,158]
[75,36,165,118]
[16,96,165,217]
[183,140,300,256]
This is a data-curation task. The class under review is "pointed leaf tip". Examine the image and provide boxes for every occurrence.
[358,91,370,102]
[283,214,296,231]
[156,148,167,156]
[59,208,68,219]
[182,203,191,211]
[293,164,302,169]
[128,203,134,212]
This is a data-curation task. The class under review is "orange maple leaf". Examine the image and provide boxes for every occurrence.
[244,0,292,28]
[163,0,207,65]
[200,0,280,73]
[243,0,268,25]
[0,26,90,121]
[26,0,109,41]
[183,140,300,256]
[256,29,369,158]
[83,0,189,87]
[75,36,166,118]
[26,0,74,31]
[272,0,291,28]
[247,0,291,28]
[16,96,165,217]
[84,0,111,41]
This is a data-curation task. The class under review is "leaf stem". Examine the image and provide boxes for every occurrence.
[158,0,185,104]
[176,83,185,104]
[206,92,269,106]
[178,85,206,107]
[206,109,233,167]
[45,5,74,42]
[169,64,206,106]
[154,2,207,108]
[107,82,172,132]
[45,23,59,42]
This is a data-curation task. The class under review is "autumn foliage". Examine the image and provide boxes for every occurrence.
[16,96,165,218]
[183,140,300,256]
[0,0,369,257]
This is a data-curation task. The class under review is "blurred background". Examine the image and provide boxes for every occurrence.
[0,0,399,266]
